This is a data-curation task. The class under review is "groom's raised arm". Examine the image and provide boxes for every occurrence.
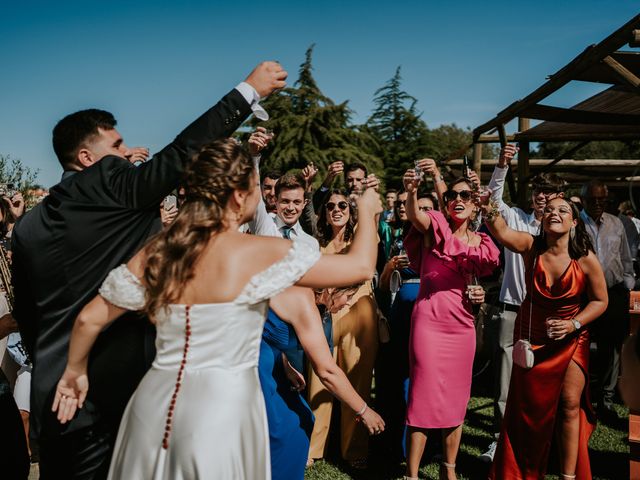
[107,61,287,209]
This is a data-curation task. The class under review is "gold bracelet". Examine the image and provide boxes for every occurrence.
[483,202,501,222]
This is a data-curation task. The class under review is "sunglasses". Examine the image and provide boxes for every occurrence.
[326,201,349,212]
[443,190,473,203]
[396,200,406,206]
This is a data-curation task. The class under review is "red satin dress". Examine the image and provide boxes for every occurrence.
[489,256,596,480]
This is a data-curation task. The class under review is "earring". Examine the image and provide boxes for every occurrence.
[570,226,576,241]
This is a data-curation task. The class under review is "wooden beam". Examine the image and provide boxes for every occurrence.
[517,118,530,209]
[475,134,516,144]
[519,103,640,125]
[473,143,482,176]
[523,141,590,181]
[603,55,640,89]
[473,14,640,137]
[631,29,640,48]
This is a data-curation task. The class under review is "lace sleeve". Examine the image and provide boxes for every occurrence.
[98,264,146,311]
[235,240,321,305]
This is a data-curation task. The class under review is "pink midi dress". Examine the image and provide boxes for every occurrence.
[405,210,500,428]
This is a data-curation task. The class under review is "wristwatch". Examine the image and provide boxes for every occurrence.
[571,318,582,331]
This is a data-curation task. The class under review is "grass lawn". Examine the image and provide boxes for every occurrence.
[304,397,629,480]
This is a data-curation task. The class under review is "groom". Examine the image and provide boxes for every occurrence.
[12,61,287,480]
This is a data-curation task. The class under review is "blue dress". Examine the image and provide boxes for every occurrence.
[259,309,315,480]
[375,234,420,460]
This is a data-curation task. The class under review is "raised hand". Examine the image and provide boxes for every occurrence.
[52,366,89,424]
[322,161,344,187]
[244,61,288,98]
[356,187,383,216]
[124,147,150,164]
[248,127,274,156]
[301,163,318,190]
[8,192,25,218]
[415,158,439,177]
[362,173,380,192]
[402,169,422,194]
[498,144,519,168]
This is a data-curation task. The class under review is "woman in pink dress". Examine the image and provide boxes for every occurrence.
[402,169,500,480]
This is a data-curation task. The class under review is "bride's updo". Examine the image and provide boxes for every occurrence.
[143,138,255,317]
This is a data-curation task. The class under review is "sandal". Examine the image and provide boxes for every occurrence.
[305,458,315,468]
[440,462,456,480]
[561,475,576,480]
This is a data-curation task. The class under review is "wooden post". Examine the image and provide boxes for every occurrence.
[517,117,530,209]
[473,143,482,177]
[629,291,640,479]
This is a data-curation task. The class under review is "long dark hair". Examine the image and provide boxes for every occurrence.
[533,198,593,259]
[0,198,16,237]
[316,189,357,248]
[143,139,255,318]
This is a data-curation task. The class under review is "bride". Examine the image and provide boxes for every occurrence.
[51,138,385,479]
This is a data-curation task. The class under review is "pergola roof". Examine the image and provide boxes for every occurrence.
[473,14,640,143]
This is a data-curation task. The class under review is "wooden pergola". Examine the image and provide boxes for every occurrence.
[468,13,640,208]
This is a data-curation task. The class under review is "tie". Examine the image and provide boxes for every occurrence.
[281,226,293,239]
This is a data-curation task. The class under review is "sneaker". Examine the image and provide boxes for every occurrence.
[479,441,497,463]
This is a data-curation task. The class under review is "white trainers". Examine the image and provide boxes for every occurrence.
[479,441,497,463]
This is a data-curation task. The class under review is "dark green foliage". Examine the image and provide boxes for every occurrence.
[533,140,640,159]
[247,45,382,184]
[364,67,431,189]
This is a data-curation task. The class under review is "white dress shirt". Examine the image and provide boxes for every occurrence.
[488,165,540,306]
[246,156,319,250]
[580,210,635,290]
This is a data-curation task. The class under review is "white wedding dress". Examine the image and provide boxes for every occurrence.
[99,241,320,480]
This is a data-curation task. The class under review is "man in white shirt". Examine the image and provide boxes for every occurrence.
[480,145,566,462]
[581,180,635,421]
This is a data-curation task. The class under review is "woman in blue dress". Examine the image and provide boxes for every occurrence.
[260,286,384,480]
[377,192,436,461]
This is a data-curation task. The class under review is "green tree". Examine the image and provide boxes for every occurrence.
[0,154,39,192]
[247,45,381,183]
[365,67,431,188]
[533,140,640,159]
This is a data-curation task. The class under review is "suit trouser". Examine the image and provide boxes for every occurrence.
[39,420,114,480]
[492,307,517,433]
[308,296,378,461]
[594,283,630,408]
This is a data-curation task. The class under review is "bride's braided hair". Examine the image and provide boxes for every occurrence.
[143,139,254,318]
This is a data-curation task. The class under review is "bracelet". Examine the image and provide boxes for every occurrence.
[483,202,501,222]
[435,174,445,183]
[355,403,368,417]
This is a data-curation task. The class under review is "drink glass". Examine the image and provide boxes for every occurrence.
[414,159,424,181]
[466,274,480,300]
[546,316,562,338]
[478,186,492,203]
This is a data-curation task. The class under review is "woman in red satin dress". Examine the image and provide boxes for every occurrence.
[481,197,608,480]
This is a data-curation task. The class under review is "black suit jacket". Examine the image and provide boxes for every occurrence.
[12,88,251,438]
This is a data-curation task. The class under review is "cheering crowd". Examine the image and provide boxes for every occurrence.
[0,60,639,480]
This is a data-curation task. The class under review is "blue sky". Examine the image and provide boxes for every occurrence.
[1,1,637,187]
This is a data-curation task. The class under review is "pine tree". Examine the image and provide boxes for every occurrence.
[246,45,381,183]
[365,67,431,188]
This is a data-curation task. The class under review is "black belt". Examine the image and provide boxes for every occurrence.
[502,303,520,313]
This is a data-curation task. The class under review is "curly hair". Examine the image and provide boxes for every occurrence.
[533,198,594,259]
[315,190,357,249]
[142,139,255,319]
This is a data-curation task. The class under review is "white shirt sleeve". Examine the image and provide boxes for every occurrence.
[246,155,280,237]
[235,82,269,121]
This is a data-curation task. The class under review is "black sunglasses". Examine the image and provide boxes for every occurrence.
[443,190,473,203]
[396,200,406,206]
[326,201,349,211]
